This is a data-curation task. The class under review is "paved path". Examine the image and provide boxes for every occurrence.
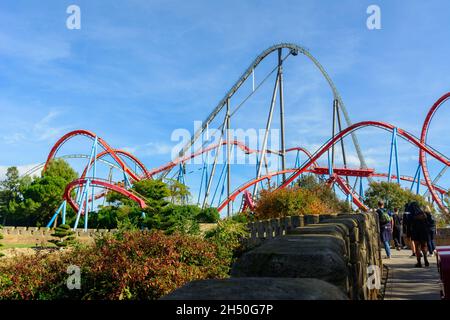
[383,249,441,300]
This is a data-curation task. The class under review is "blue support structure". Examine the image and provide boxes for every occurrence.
[46,200,67,228]
[91,137,98,213]
[295,151,300,168]
[387,127,401,184]
[359,177,364,200]
[84,179,91,231]
[410,164,422,195]
[123,172,131,189]
[197,162,207,206]
[61,200,67,225]
[327,150,334,177]
[211,164,226,206]
[74,179,90,230]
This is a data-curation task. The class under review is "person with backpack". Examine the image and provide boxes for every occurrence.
[376,200,392,259]
[408,201,430,267]
[424,205,437,256]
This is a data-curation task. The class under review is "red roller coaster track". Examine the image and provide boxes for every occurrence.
[278,120,449,189]
[44,129,141,182]
[419,92,450,212]
[64,178,147,213]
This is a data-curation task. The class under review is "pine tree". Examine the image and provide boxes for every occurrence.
[48,224,76,248]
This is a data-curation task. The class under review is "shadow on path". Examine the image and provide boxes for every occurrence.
[383,249,441,300]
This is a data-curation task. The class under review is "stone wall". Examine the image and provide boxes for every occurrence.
[0,226,117,246]
[0,223,216,247]
[163,212,383,300]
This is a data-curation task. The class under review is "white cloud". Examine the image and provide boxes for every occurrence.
[1,110,70,145]
[0,163,42,180]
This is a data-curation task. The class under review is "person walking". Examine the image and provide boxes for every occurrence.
[403,206,417,256]
[424,205,437,256]
[408,201,430,267]
[392,208,402,250]
[376,200,392,259]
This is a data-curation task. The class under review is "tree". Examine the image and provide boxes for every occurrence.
[48,224,76,248]
[6,159,78,226]
[166,179,190,204]
[196,207,220,223]
[297,174,351,213]
[364,181,428,211]
[0,225,4,257]
[0,167,22,225]
[146,204,201,235]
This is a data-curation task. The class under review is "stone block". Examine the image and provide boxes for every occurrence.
[290,215,304,228]
[161,277,348,300]
[321,217,359,243]
[303,214,320,225]
[288,223,350,256]
[231,235,349,294]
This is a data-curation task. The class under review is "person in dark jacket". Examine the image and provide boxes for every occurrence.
[424,205,437,256]
[376,200,392,259]
[392,208,402,250]
[402,207,416,256]
[407,201,430,267]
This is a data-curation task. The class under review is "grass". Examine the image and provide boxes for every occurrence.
[0,243,56,250]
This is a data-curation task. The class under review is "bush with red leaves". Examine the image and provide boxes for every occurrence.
[0,230,229,300]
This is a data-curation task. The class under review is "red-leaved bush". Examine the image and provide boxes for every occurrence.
[0,230,229,300]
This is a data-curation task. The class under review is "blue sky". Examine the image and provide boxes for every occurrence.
[0,0,449,209]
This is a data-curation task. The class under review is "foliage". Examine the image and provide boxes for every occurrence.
[0,167,26,225]
[0,160,77,226]
[250,175,352,220]
[152,204,201,235]
[231,212,254,223]
[254,186,331,219]
[0,225,4,257]
[48,224,77,248]
[195,207,220,223]
[297,175,351,213]
[0,230,229,300]
[364,181,428,211]
[204,218,249,273]
[166,178,191,205]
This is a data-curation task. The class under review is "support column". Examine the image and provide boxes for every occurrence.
[226,98,231,217]
[253,73,280,197]
[388,127,400,184]
[278,48,286,182]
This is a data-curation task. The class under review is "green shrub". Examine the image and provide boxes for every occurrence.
[196,207,220,223]
[48,224,77,248]
[146,204,201,235]
[205,218,249,274]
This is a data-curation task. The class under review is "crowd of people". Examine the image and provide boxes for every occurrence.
[376,200,437,268]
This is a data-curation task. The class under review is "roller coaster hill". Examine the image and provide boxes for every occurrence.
[22,43,450,231]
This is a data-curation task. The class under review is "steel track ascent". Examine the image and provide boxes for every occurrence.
[176,43,369,171]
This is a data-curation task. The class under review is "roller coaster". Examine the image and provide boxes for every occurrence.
[22,43,448,230]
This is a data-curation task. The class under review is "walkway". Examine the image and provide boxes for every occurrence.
[383,249,441,300]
